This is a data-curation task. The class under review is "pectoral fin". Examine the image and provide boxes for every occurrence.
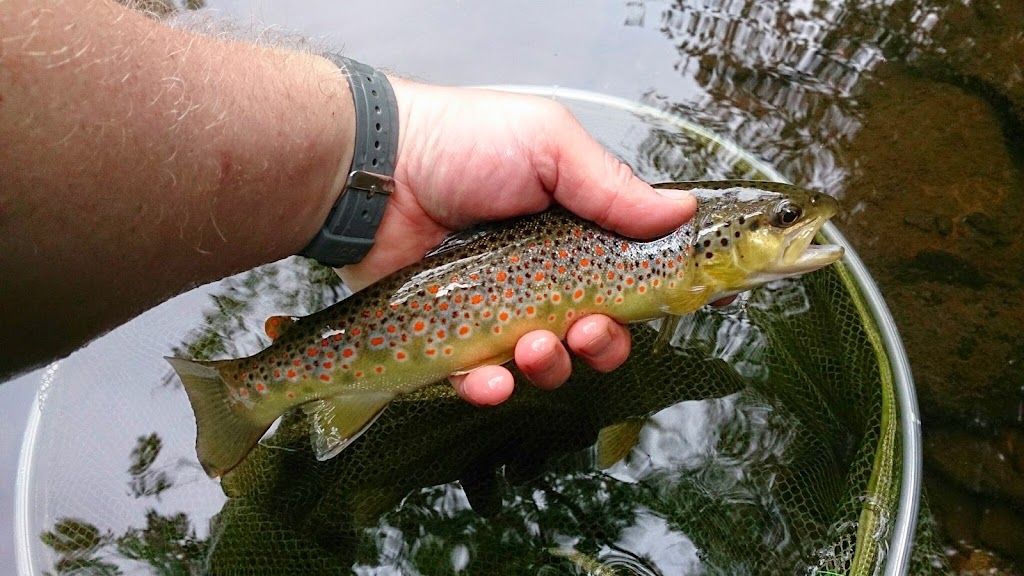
[596,418,646,469]
[304,393,395,460]
[653,315,681,355]
[660,285,712,316]
[449,351,515,376]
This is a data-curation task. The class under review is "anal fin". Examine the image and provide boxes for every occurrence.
[304,393,395,460]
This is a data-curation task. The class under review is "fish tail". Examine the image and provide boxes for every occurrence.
[165,357,272,478]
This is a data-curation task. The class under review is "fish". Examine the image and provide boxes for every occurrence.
[167,181,844,478]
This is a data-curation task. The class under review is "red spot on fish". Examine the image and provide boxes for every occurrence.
[641,261,649,269]
[287,369,297,378]
[424,304,432,312]
[426,349,437,356]
[616,296,624,303]
[548,314,556,322]
[274,370,281,378]
[551,293,561,303]
[396,351,407,360]
[458,325,471,336]
[351,328,361,337]
[370,337,385,346]
[454,295,463,304]
[436,329,446,339]
[355,371,364,378]
[573,289,584,300]
[490,294,499,302]
[334,333,343,341]
[323,362,333,369]
[525,306,535,315]
[498,311,509,322]
[544,261,553,270]
[240,389,249,397]
[567,310,575,319]
[482,310,492,319]
[595,246,605,256]
[504,288,514,299]
[471,273,479,281]
[608,272,616,280]
[414,321,426,332]
[558,265,567,274]
[626,278,635,286]
[428,284,440,294]
[287,392,295,399]
[493,326,502,334]
[638,285,647,294]
[307,348,318,357]
[595,296,604,304]
[510,256,520,263]
[343,349,354,358]
[256,383,265,392]
[376,310,384,318]
[361,310,371,318]
[444,347,453,355]
[573,230,582,238]
[440,302,449,311]
[391,304,400,310]
[320,374,330,382]
[580,258,590,267]
[559,250,568,258]
[621,242,630,252]
[293,359,302,366]
[375,366,384,373]
[471,294,484,305]
[411,301,419,309]
[516,276,524,286]
[535,272,545,281]
[240,372,248,379]
[653,279,660,287]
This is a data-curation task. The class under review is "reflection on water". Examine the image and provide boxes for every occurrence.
[38,252,920,574]
[635,0,1024,569]
[25,0,1024,572]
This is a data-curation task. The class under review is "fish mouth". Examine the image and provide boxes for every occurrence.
[774,216,844,275]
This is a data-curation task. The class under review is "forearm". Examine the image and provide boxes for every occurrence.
[0,0,354,376]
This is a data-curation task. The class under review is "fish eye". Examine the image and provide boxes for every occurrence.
[772,201,803,228]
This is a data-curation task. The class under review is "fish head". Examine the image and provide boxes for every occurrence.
[682,182,844,298]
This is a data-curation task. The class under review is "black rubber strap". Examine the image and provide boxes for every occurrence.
[300,55,399,267]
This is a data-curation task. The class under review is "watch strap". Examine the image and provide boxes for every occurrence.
[300,55,399,267]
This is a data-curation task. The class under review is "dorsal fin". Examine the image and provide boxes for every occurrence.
[263,315,296,340]
[424,222,504,259]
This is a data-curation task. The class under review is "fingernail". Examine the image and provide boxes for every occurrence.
[579,321,613,358]
[654,187,694,200]
[530,336,558,367]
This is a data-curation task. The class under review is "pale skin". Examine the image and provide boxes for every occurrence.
[0,0,713,405]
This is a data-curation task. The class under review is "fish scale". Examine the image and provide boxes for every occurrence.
[167,181,843,478]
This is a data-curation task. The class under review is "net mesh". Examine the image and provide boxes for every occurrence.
[189,259,946,575]
[25,96,951,575]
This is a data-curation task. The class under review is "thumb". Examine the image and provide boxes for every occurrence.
[538,113,697,239]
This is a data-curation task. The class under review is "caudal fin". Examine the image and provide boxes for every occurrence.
[165,357,273,478]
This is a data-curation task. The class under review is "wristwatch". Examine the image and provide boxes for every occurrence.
[300,55,399,267]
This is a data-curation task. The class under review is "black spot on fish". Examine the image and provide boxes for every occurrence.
[721,239,729,247]
[706,252,714,259]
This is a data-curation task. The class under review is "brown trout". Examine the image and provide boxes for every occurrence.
[168,181,843,478]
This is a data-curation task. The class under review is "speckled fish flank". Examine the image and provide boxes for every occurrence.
[167,181,843,477]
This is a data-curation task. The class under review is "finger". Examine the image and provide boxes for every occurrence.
[514,330,572,390]
[531,106,697,239]
[449,365,516,406]
[566,314,631,373]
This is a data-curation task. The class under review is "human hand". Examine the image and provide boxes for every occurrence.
[336,79,698,406]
